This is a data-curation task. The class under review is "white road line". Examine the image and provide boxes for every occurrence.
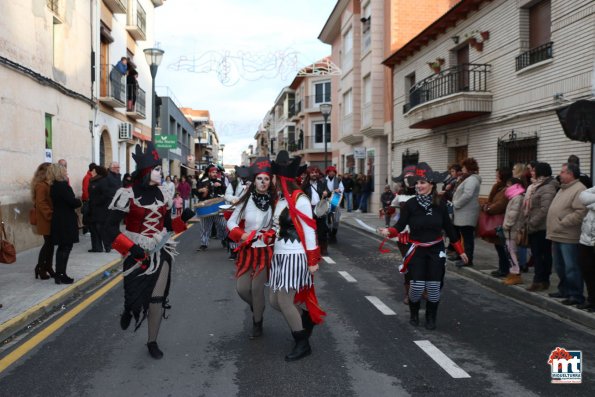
[323,256,336,264]
[414,340,471,379]
[338,271,357,283]
[365,296,396,315]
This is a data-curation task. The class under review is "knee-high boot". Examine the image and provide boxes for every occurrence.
[409,301,420,326]
[425,301,439,330]
[285,330,311,362]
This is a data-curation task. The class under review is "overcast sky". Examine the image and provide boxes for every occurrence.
[154,0,336,165]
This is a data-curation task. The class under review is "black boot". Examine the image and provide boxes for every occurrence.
[285,330,311,362]
[147,341,164,359]
[301,310,315,338]
[120,310,133,330]
[329,229,338,244]
[409,301,420,326]
[425,301,439,330]
[250,319,263,339]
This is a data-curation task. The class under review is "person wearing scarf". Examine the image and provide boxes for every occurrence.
[502,178,526,285]
[227,158,276,339]
[380,163,468,330]
[269,151,325,361]
[104,142,194,360]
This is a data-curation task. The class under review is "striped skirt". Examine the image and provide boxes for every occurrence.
[235,245,273,279]
[268,252,313,293]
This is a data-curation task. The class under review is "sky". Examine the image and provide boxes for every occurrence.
[153,0,337,165]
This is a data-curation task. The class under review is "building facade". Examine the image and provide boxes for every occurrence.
[156,96,194,178]
[384,0,594,196]
[181,108,221,172]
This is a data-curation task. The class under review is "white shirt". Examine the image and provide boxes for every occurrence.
[273,196,317,253]
[309,181,320,206]
[227,197,271,248]
[224,181,246,203]
[326,177,344,194]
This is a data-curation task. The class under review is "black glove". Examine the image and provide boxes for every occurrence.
[181,208,195,223]
[129,244,146,260]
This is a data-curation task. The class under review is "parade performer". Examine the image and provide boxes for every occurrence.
[302,166,331,255]
[105,142,194,359]
[196,164,227,251]
[270,151,325,361]
[324,166,344,243]
[224,166,250,260]
[227,158,275,338]
[380,163,468,330]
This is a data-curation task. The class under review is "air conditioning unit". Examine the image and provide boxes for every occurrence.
[119,122,132,140]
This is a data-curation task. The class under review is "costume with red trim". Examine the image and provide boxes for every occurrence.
[104,142,193,359]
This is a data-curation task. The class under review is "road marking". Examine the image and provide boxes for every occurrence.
[322,256,336,264]
[414,340,471,379]
[0,225,192,374]
[365,296,396,315]
[338,271,357,283]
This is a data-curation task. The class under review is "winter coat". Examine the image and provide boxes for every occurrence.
[481,182,509,244]
[34,182,53,236]
[177,181,191,200]
[88,175,111,223]
[526,176,558,234]
[546,179,587,244]
[579,186,595,247]
[50,181,82,246]
[106,171,122,200]
[452,173,482,227]
[503,190,524,239]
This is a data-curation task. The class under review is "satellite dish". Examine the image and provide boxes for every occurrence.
[556,100,595,143]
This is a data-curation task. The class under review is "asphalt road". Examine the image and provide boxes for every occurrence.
[0,223,594,396]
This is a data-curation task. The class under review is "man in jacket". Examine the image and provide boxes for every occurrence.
[302,166,330,255]
[546,163,588,306]
[81,162,97,235]
[325,166,344,243]
[106,162,122,199]
[342,173,355,212]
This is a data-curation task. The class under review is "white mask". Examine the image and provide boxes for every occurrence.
[150,166,162,185]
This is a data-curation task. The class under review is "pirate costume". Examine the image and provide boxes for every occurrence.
[105,143,193,359]
[196,164,227,251]
[386,163,465,330]
[324,166,344,243]
[227,158,275,338]
[224,165,250,260]
[270,151,325,361]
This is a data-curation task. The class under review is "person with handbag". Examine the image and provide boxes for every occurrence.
[49,163,82,285]
[452,158,482,267]
[502,178,526,285]
[525,162,558,292]
[227,158,275,339]
[380,163,468,330]
[31,162,55,279]
[482,168,512,278]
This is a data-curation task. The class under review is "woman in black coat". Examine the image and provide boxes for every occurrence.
[49,163,82,284]
[88,165,111,252]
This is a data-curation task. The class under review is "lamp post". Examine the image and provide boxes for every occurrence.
[319,103,332,170]
[143,47,164,143]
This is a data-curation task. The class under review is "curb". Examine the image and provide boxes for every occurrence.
[0,258,122,343]
[342,222,595,331]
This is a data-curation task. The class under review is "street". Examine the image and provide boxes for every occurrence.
[0,224,593,396]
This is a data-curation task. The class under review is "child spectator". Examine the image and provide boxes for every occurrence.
[173,192,183,216]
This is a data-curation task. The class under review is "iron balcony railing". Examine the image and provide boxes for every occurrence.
[515,42,553,71]
[403,63,490,113]
[126,85,146,117]
[289,101,302,117]
[99,64,126,104]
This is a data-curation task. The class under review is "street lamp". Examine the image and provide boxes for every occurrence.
[143,47,165,143]
[319,103,332,170]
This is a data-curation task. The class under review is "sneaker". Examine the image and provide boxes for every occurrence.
[196,245,208,251]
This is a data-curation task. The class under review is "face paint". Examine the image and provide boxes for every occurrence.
[150,166,162,185]
[254,173,270,193]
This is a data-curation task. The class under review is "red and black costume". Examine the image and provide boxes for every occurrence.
[105,142,193,359]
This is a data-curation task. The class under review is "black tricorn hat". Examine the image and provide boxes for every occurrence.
[132,142,160,173]
[248,157,272,180]
[411,162,448,183]
[234,165,250,180]
[392,165,417,183]
[271,150,302,179]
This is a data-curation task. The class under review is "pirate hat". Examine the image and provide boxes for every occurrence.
[392,165,416,183]
[271,150,302,179]
[204,163,218,173]
[234,165,250,180]
[411,162,448,183]
[248,157,272,180]
[131,142,160,179]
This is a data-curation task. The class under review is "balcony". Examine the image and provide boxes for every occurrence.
[516,42,553,71]
[403,63,492,129]
[99,64,126,107]
[104,0,126,14]
[126,0,146,41]
[125,86,146,119]
[300,95,331,114]
[290,101,302,121]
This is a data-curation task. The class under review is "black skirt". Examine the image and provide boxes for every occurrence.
[407,242,446,282]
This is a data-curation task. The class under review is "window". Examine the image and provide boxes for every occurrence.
[363,75,372,104]
[497,137,538,169]
[314,122,331,144]
[402,150,419,168]
[361,3,371,52]
[343,27,353,55]
[314,81,331,104]
[343,90,353,115]
[516,0,553,70]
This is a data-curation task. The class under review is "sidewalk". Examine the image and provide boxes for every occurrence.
[0,233,121,342]
[340,211,595,331]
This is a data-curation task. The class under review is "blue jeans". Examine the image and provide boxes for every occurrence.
[517,247,527,269]
[359,192,370,212]
[344,192,353,212]
[552,242,584,302]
